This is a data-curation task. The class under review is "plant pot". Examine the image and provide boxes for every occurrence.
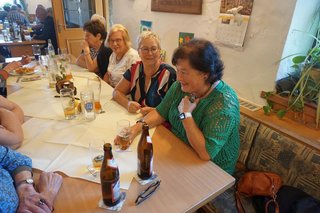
[261,91,318,129]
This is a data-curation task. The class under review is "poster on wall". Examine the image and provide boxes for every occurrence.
[215,0,254,47]
[140,20,153,33]
[179,32,194,46]
[151,0,202,15]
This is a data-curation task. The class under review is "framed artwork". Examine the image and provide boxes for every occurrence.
[151,0,203,15]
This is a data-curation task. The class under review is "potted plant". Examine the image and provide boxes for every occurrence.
[262,17,320,128]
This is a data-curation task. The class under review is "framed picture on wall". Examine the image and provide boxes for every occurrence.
[151,0,202,15]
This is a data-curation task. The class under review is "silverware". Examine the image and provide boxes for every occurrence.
[87,166,98,178]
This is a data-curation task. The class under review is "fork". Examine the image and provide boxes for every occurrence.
[87,166,98,178]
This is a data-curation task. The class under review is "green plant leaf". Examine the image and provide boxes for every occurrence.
[263,106,272,115]
[276,109,287,118]
[292,56,306,64]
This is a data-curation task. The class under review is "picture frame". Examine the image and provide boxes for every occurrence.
[151,0,203,15]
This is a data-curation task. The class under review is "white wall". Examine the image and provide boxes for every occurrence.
[277,0,320,80]
[25,0,52,14]
[111,0,296,105]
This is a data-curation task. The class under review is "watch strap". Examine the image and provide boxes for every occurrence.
[15,178,34,188]
[179,112,192,120]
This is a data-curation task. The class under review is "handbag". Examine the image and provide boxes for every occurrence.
[236,171,282,213]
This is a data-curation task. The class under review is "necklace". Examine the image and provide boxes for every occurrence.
[189,80,220,103]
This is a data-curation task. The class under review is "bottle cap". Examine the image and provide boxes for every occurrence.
[103,143,112,151]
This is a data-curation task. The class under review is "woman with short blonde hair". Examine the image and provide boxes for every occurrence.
[103,24,139,87]
[113,31,176,115]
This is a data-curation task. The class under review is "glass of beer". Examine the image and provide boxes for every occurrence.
[60,88,76,120]
[87,76,102,113]
[117,119,131,151]
[88,139,105,175]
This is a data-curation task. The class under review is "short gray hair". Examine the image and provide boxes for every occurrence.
[91,14,106,28]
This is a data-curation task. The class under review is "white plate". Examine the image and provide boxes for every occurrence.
[9,68,37,76]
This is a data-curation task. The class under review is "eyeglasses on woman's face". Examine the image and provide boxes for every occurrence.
[139,46,159,54]
[109,38,123,44]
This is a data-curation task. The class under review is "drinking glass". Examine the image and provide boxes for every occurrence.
[88,139,105,177]
[117,119,131,151]
[60,88,76,120]
[32,45,41,61]
[80,90,96,121]
[87,76,102,113]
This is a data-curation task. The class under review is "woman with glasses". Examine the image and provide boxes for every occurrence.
[113,31,176,115]
[116,38,240,175]
[104,24,140,87]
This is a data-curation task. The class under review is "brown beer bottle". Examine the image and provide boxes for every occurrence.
[100,143,121,206]
[137,123,153,180]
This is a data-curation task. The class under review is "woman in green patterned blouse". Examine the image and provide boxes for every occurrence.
[117,38,240,175]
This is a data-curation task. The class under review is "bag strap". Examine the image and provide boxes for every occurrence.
[235,191,245,213]
[265,199,279,213]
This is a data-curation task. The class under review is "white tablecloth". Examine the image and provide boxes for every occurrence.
[7,65,153,190]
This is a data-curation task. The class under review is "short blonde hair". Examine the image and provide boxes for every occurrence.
[105,24,131,48]
[137,31,161,49]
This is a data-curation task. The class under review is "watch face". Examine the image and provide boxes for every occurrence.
[179,113,185,120]
[26,179,34,184]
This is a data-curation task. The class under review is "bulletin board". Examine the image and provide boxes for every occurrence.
[151,0,203,15]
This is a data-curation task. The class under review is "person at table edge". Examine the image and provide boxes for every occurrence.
[119,38,240,175]
[0,145,62,213]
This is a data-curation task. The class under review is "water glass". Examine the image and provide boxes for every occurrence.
[32,45,41,61]
[87,76,102,113]
[60,88,76,120]
[80,90,96,121]
[117,119,131,151]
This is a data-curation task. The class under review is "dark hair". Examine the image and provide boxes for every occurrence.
[172,38,224,84]
[83,20,107,40]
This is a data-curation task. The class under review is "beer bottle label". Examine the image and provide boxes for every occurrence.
[107,158,117,169]
[112,179,121,203]
[146,136,152,144]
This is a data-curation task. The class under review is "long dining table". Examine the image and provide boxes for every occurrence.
[6,63,235,213]
[0,39,46,57]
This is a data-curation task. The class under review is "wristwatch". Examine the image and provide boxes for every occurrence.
[15,178,34,188]
[179,112,192,120]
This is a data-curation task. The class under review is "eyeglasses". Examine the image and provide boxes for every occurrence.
[109,38,123,44]
[139,46,159,54]
[135,180,161,205]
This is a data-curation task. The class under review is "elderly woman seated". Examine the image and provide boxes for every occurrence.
[76,20,108,75]
[103,24,140,87]
[117,38,240,175]
[112,31,176,115]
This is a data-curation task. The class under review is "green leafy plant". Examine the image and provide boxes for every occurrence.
[263,8,320,128]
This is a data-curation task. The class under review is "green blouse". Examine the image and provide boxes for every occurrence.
[156,81,240,174]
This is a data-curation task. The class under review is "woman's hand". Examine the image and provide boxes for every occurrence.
[81,41,90,54]
[127,101,141,113]
[140,107,154,116]
[20,55,32,65]
[16,184,52,213]
[37,172,63,210]
[114,123,142,146]
[178,96,199,113]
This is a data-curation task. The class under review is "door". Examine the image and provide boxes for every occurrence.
[52,0,107,58]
